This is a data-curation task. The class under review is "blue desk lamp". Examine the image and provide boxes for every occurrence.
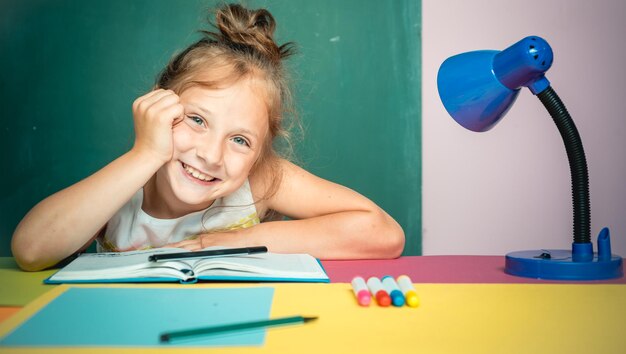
[437,36,623,280]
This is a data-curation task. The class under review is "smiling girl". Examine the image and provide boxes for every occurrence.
[11,3,404,271]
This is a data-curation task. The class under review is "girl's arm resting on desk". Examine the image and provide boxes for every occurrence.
[168,160,405,259]
[186,211,404,259]
[11,150,164,271]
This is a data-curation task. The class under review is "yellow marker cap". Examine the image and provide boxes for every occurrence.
[397,275,419,308]
[404,290,420,307]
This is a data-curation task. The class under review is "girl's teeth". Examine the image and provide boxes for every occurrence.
[183,163,214,182]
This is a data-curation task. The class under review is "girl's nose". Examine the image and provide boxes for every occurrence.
[196,138,224,167]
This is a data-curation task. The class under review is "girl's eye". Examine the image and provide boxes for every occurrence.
[187,115,204,126]
[232,136,250,147]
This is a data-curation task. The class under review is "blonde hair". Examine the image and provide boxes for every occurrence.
[156,3,296,199]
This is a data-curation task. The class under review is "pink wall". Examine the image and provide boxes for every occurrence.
[422,0,626,256]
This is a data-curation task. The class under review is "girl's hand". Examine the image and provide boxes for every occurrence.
[131,89,184,164]
[165,231,246,251]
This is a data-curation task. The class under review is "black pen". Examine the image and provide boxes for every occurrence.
[148,246,268,262]
[160,315,317,343]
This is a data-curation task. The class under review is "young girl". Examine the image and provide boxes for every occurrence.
[11,3,404,271]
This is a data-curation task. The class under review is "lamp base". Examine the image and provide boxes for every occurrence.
[505,249,623,280]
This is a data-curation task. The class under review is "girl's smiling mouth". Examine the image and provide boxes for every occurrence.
[181,162,220,184]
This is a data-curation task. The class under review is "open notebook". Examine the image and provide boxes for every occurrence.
[45,247,329,284]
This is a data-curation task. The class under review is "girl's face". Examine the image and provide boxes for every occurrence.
[157,79,269,212]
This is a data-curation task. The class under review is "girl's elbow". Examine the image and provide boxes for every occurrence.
[366,210,404,259]
[12,231,49,272]
[383,221,405,258]
[14,258,43,272]
[12,245,41,272]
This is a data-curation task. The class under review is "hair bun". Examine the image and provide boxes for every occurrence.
[211,4,292,64]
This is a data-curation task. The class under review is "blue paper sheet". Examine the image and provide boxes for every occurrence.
[0,287,274,347]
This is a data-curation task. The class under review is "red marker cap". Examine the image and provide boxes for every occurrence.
[375,290,391,307]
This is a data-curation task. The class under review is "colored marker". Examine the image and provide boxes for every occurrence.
[366,277,391,307]
[397,275,420,308]
[351,276,371,306]
[382,276,405,307]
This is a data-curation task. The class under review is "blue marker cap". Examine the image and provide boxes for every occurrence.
[381,276,405,307]
[389,290,405,307]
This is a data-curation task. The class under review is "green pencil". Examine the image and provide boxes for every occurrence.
[160,315,318,343]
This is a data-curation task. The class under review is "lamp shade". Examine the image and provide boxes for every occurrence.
[437,36,553,132]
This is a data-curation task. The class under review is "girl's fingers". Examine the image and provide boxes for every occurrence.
[175,244,201,251]
[172,115,185,127]
[166,238,202,250]
[166,240,186,248]
[133,89,169,110]
[134,90,183,127]
[133,89,178,114]
[157,102,184,124]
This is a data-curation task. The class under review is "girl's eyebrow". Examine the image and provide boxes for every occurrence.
[186,103,212,117]
[186,102,259,140]
[236,128,259,140]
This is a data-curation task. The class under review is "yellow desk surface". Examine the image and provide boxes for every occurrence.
[0,258,56,307]
[0,283,625,353]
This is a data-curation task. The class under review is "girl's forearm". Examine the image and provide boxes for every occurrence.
[11,149,162,271]
[239,210,405,259]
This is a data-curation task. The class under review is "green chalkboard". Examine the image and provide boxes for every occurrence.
[0,0,421,256]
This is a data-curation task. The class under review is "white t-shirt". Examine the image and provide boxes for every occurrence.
[97,179,260,252]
